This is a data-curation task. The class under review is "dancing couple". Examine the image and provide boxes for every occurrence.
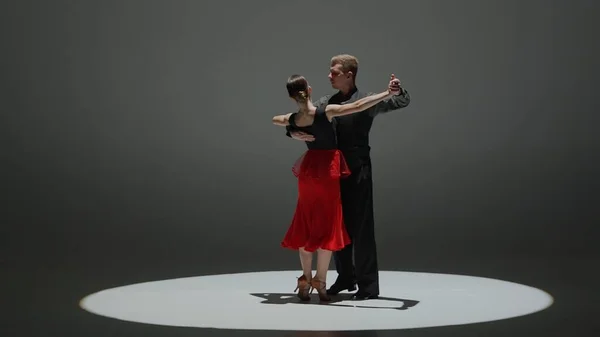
[272,54,411,302]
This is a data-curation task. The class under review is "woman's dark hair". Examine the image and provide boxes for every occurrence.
[286,74,309,102]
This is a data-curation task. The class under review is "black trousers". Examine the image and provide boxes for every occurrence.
[333,154,379,295]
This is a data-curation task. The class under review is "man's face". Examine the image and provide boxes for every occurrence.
[328,63,352,89]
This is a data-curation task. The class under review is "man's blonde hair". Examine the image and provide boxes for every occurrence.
[330,54,359,79]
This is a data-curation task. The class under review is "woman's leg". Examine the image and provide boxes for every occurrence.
[312,248,333,301]
[299,247,313,281]
[314,248,333,283]
[295,247,313,301]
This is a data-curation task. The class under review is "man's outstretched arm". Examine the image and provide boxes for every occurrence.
[367,75,411,117]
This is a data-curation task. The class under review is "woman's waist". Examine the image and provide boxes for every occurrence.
[305,148,341,153]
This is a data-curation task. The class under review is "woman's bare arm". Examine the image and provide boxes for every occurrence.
[325,89,396,119]
[272,113,293,126]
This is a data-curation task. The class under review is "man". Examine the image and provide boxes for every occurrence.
[285,54,411,300]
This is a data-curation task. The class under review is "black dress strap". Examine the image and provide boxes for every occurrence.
[288,112,298,128]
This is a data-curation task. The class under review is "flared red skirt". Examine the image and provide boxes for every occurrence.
[281,149,352,252]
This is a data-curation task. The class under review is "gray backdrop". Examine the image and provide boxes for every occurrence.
[2,1,598,331]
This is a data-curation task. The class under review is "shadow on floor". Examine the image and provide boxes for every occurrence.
[250,292,419,311]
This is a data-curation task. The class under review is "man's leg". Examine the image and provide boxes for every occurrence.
[332,243,354,280]
[351,166,379,299]
[327,169,359,295]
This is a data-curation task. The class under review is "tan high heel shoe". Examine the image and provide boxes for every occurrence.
[294,275,312,301]
[310,278,331,302]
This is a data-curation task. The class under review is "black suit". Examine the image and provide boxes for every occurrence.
[286,86,411,296]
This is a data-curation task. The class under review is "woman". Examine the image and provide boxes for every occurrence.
[272,74,399,301]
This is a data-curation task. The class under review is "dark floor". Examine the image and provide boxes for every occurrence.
[3,234,599,337]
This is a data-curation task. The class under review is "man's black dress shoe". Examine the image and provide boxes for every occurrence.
[350,291,379,300]
[326,281,357,295]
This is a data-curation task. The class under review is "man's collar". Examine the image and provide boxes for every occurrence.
[337,86,358,101]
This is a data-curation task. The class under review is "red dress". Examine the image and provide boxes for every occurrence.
[281,107,352,252]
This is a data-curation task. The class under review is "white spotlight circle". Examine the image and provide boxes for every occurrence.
[80,270,553,331]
